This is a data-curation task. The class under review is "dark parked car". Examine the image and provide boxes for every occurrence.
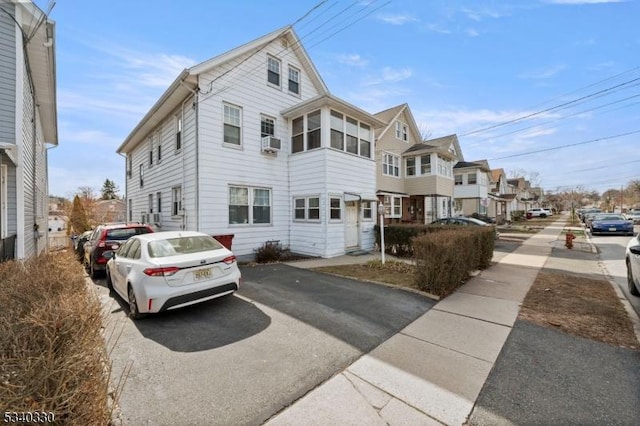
[430,216,500,238]
[625,234,640,296]
[74,230,93,262]
[84,223,154,278]
[467,213,496,224]
[589,214,634,236]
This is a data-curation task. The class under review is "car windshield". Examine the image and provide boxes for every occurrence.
[595,214,625,221]
[106,227,152,241]
[148,236,224,258]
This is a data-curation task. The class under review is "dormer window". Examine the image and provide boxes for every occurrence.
[267,55,281,87]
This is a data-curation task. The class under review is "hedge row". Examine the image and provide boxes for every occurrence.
[374,224,450,257]
[413,227,496,297]
[0,252,112,425]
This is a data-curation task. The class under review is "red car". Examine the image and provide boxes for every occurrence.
[84,223,154,278]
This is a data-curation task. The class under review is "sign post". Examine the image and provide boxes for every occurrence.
[378,203,386,264]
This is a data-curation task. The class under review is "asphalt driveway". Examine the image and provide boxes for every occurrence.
[99,264,435,425]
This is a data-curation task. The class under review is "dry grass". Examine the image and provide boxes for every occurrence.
[520,271,639,350]
[312,260,421,291]
[0,252,114,424]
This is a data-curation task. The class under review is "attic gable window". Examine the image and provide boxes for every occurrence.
[288,66,300,95]
[267,55,281,87]
[395,121,408,142]
[175,115,182,151]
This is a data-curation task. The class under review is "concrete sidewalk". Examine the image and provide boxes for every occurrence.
[267,219,566,425]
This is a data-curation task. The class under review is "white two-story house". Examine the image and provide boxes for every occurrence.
[0,1,57,261]
[453,160,493,218]
[117,27,384,258]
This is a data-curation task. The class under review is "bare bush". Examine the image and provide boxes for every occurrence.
[0,252,112,424]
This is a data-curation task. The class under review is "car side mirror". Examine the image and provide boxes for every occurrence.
[630,246,640,256]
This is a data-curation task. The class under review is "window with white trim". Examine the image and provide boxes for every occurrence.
[395,121,408,141]
[359,123,371,158]
[156,132,162,163]
[330,110,344,150]
[223,103,242,145]
[175,115,182,151]
[420,154,431,175]
[288,66,300,94]
[406,157,416,176]
[294,196,320,221]
[292,116,304,153]
[382,153,400,177]
[330,197,341,220]
[307,110,321,150]
[261,115,275,138]
[455,174,463,185]
[384,195,402,218]
[267,55,281,87]
[148,194,153,214]
[468,173,477,184]
[229,186,271,225]
[362,201,373,220]
[346,117,358,154]
[171,186,182,216]
[148,138,153,166]
[139,164,144,187]
[156,191,162,213]
[437,155,452,177]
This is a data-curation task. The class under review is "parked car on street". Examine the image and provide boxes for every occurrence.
[581,208,602,223]
[105,231,241,319]
[625,234,640,296]
[74,230,93,262]
[467,213,496,224]
[430,216,500,239]
[84,223,154,278]
[624,209,640,224]
[589,214,634,236]
[526,208,553,218]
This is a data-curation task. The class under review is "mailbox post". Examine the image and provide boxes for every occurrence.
[378,203,386,264]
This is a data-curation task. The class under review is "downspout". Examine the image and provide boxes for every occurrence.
[117,152,127,221]
[179,89,197,231]
[180,80,199,230]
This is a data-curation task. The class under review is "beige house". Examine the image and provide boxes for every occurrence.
[373,104,461,224]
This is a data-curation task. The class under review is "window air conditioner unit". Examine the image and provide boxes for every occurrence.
[261,136,281,152]
[152,213,161,224]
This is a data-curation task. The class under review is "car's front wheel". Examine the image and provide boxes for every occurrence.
[127,285,145,320]
[627,259,640,296]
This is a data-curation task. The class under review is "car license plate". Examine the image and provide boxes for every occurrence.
[609,227,617,232]
[193,268,212,280]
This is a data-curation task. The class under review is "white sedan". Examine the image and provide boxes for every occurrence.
[105,231,241,319]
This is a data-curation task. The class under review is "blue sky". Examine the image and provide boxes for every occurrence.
[40,0,639,198]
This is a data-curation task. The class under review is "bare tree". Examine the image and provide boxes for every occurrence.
[417,123,432,141]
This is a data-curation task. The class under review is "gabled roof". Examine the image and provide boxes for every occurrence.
[404,134,463,160]
[373,103,421,142]
[118,27,328,154]
[491,168,506,182]
[453,159,491,172]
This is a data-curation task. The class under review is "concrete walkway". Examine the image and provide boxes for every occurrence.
[267,219,566,425]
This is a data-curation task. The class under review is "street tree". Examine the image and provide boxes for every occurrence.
[100,179,119,200]
[68,195,91,234]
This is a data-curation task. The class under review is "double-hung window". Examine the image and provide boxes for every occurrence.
[395,121,408,141]
[406,157,416,176]
[223,103,242,146]
[330,197,341,220]
[294,197,320,221]
[468,173,477,184]
[261,115,275,138]
[148,138,153,166]
[455,175,463,185]
[359,124,371,158]
[362,201,372,220]
[156,192,162,213]
[346,117,358,154]
[175,115,182,151]
[330,111,344,150]
[156,132,162,163]
[229,186,271,225]
[148,194,153,214]
[383,153,400,177]
[288,66,300,94]
[171,186,182,216]
[421,155,431,174]
[307,110,321,150]
[384,195,402,218]
[267,55,281,86]
[292,117,304,153]
[139,164,144,187]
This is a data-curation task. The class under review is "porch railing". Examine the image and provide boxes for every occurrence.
[0,234,17,263]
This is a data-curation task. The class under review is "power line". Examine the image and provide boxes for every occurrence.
[460,76,640,137]
[487,129,640,160]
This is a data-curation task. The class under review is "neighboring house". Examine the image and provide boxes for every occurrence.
[508,177,538,211]
[489,168,516,223]
[0,1,57,261]
[373,104,460,224]
[453,160,493,218]
[94,199,126,224]
[117,26,385,258]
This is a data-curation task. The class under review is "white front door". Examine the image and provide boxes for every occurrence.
[345,202,359,248]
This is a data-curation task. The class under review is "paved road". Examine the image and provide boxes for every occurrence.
[96,264,435,425]
[589,230,640,318]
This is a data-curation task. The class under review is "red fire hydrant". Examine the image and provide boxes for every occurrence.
[565,230,575,249]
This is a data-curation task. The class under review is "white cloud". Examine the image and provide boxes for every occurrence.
[518,65,566,79]
[466,28,480,37]
[376,14,418,25]
[425,23,453,34]
[337,53,368,67]
[460,7,506,21]
[362,67,413,86]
